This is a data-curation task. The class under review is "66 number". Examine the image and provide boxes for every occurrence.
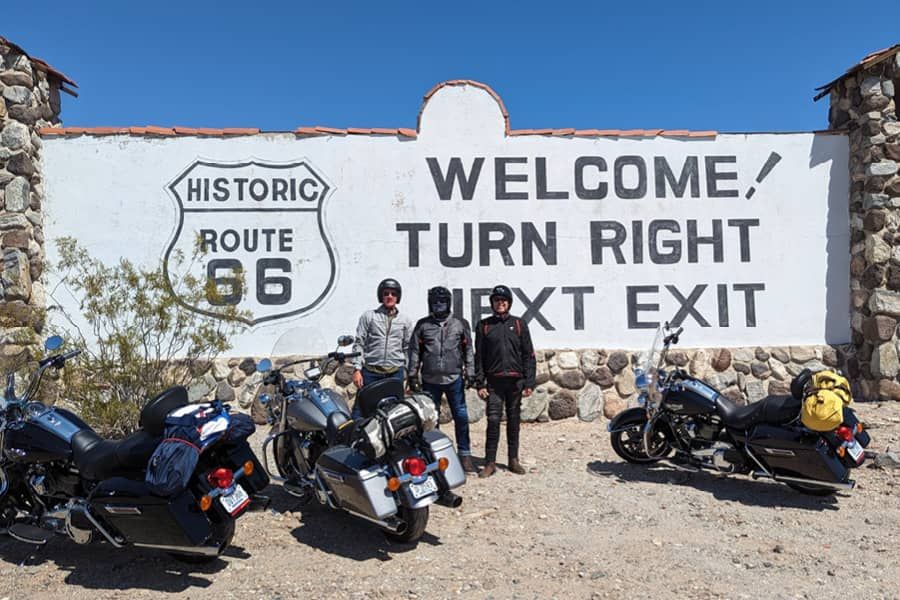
[206,258,292,306]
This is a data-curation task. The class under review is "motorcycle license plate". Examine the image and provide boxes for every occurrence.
[409,476,438,499]
[847,440,864,464]
[220,484,250,515]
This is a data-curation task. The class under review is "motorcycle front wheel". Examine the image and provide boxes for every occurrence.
[610,422,672,464]
[384,506,428,544]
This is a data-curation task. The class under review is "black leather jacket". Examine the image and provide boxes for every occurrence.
[474,314,536,389]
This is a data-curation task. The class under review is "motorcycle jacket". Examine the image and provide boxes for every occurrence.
[474,314,536,389]
[352,305,413,372]
[408,315,475,385]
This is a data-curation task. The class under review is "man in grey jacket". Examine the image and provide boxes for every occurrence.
[407,286,477,473]
[351,278,413,418]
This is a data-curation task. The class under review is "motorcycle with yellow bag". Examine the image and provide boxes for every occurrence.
[608,323,871,496]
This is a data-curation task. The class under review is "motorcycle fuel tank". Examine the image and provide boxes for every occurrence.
[665,378,720,416]
[3,405,86,463]
[287,386,351,432]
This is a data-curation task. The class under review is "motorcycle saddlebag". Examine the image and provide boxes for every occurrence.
[748,424,848,483]
[423,430,466,489]
[316,446,397,520]
[219,440,270,494]
[89,477,212,547]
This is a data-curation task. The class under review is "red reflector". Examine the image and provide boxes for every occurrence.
[835,426,853,442]
[208,467,234,489]
[402,457,427,477]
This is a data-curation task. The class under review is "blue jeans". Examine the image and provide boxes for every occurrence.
[423,377,471,456]
[351,367,405,418]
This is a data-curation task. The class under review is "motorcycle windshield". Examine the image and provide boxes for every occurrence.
[635,326,665,407]
[268,326,331,361]
[2,359,36,403]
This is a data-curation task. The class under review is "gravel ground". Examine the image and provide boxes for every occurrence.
[0,402,898,600]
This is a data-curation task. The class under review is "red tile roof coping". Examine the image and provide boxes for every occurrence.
[38,80,724,140]
[814,44,900,101]
[0,36,78,88]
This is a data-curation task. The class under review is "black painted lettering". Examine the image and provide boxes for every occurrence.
[470,287,493,326]
[590,221,626,264]
[279,228,293,252]
[632,221,644,264]
[733,283,765,326]
[717,283,729,327]
[396,223,431,267]
[705,156,739,198]
[727,218,759,262]
[212,178,229,201]
[479,222,515,266]
[648,220,681,264]
[562,286,594,330]
[243,229,258,252]
[272,178,288,202]
[440,223,472,268]
[199,229,217,252]
[426,157,484,200]
[234,178,248,201]
[627,285,659,329]
[614,156,647,199]
[522,222,557,266]
[260,228,277,252]
[536,157,568,199]
[249,178,268,201]
[206,259,243,305]
[514,287,555,331]
[687,219,723,263]
[187,178,203,202]
[257,258,292,305]
[219,230,239,252]
[666,284,711,327]
[654,156,699,198]
[299,178,319,202]
[495,157,528,200]
[574,156,608,200]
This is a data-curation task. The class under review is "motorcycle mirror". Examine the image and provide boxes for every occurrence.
[337,335,354,347]
[256,358,273,374]
[44,335,63,351]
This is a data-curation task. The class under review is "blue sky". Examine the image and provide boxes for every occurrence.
[3,1,897,133]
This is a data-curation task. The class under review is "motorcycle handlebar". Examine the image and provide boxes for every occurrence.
[328,351,361,361]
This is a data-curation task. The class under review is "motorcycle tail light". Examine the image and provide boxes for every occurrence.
[437,457,449,471]
[837,446,846,458]
[208,467,234,489]
[856,423,864,434]
[243,460,254,477]
[387,477,401,492]
[402,457,427,477]
[199,495,213,511]
[835,426,854,442]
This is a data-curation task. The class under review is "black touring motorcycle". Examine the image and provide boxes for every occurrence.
[256,329,466,543]
[0,336,268,560]
[607,324,871,495]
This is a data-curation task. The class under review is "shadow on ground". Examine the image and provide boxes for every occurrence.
[586,460,843,511]
[0,535,245,592]
[264,486,443,561]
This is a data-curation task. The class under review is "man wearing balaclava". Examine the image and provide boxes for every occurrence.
[407,286,477,473]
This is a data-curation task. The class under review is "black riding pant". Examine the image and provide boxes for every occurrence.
[484,376,522,463]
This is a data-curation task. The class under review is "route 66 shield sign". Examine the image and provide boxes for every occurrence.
[163,159,336,325]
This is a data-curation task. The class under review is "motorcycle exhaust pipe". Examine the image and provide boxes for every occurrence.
[343,508,407,534]
[436,491,463,508]
[751,471,855,491]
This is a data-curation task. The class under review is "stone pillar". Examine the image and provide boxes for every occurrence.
[0,39,63,363]
[827,51,900,400]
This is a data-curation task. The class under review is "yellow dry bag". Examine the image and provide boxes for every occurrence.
[800,370,852,432]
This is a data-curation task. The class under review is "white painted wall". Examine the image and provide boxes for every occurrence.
[42,84,850,355]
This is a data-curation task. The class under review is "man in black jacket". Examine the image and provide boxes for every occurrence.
[474,284,536,478]
[408,286,477,473]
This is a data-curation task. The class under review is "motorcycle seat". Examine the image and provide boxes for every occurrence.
[139,386,189,435]
[356,378,404,418]
[715,394,801,430]
[71,428,161,482]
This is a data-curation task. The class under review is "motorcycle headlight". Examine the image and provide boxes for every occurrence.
[636,391,648,407]
[634,369,649,392]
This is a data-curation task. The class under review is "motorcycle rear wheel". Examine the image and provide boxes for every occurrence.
[384,506,428,544]
[610,423,672,464]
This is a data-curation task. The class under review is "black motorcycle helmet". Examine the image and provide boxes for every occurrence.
[377,278,402,303]
[428,286,452,318]
[489,284,513,308]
